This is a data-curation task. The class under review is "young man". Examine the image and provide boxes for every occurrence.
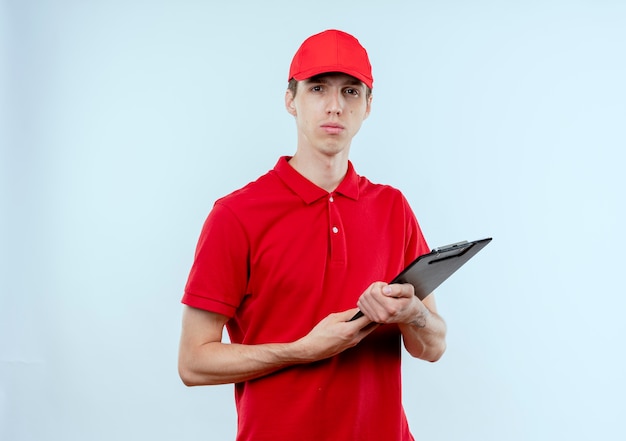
[179,29,447,441]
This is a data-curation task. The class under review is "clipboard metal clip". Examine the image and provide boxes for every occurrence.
[433,240,469,254]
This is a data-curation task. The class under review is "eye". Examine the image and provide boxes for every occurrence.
[310,85,323,92]
[344,88,360,97]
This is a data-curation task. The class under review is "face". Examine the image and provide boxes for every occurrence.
[285,73,372,159]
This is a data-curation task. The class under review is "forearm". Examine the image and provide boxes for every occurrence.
[399,308,447,362]
[178,308,374,387]
[179,339,311,386]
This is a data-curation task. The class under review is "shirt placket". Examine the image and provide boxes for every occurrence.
[328,193,347,266]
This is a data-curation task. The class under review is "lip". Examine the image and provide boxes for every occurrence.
[320,122,345,134]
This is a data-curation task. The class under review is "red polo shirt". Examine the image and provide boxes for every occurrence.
[183,157,429,441]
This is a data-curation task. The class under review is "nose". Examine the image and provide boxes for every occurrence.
[326,90,343,115]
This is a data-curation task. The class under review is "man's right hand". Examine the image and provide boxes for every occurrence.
[294,308,378,362]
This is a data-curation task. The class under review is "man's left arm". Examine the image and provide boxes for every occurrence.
[356,282,447,362]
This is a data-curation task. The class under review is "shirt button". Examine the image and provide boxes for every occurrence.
[332,226,339,234]
[329,196,334,202]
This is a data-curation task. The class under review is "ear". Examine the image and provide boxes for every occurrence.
[285,89,297,116]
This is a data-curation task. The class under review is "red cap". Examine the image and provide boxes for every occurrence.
[288,29,373,89]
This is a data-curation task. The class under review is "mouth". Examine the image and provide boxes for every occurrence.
[321,123,345,135]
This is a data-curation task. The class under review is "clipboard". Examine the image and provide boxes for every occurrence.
[349,237,492,321]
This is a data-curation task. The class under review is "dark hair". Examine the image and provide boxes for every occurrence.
[287,78,298,98]
[287,77,372,99]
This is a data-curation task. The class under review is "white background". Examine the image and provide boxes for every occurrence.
[2,1,625,440]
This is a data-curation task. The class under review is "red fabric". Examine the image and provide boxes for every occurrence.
[288,29,374,89]
[183,157,429,441]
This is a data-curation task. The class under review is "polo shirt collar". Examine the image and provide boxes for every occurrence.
[273,156,360,204]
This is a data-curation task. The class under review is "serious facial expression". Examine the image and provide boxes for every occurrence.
[285,73,372,158]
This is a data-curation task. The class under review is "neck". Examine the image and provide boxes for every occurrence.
[288,150,349,192]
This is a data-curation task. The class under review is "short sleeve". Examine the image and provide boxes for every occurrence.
[182,202,249,317]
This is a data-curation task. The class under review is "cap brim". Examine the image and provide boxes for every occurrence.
[292,66,373,89]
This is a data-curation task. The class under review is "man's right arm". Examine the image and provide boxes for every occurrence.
[178,306,376,386]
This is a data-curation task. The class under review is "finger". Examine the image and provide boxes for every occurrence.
[384,283,414,299]
[338,308,368,323]
[358,321,380,334]
[357,295,386,323]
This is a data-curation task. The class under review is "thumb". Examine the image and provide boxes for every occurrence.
[337,308,367,323]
